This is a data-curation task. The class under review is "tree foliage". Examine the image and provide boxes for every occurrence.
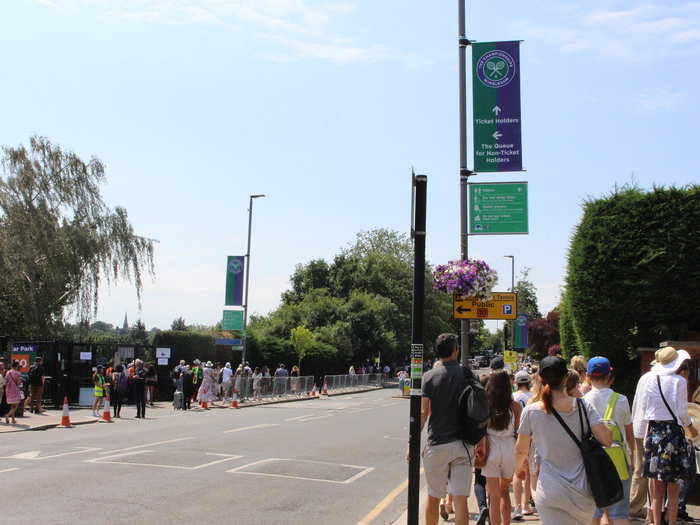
[251,229,455,370]
[0,136,155,337]
[290,325,315,366]
[560,184,700,365]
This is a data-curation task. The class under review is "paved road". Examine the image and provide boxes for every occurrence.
[1,388,409,525]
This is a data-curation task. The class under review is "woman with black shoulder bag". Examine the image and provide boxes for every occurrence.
[514,357,613,524]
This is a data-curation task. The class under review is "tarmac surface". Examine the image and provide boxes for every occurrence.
[1,388,410,525]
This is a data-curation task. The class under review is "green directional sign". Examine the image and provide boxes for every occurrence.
[468,182,528,235]
[222,310,244,331]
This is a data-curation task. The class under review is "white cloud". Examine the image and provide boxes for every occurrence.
[34,0,415,66]
[514,1,700,63]
[634,91,687,111]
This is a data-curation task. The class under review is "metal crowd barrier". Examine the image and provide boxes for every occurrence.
[213,373,383,405]
[322,373,384,394]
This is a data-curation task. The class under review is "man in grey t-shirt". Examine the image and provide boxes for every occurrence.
[420,333,475,525]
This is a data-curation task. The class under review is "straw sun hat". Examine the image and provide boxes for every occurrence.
[651,346,691,375]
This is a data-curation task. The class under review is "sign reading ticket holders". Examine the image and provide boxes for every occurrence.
[410,344,423,396]
[472,41,523,172]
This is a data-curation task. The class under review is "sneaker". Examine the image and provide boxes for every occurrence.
[512,506,524,521]
[523,506,535,516]
[476,508,489,525]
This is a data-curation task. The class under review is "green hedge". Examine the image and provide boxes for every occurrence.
[561,185,700,370]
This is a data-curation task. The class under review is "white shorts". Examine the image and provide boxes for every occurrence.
[482,436,516,479]
[422,441,473,499]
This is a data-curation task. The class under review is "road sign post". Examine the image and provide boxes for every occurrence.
[472,41,523,172]
[407,174,427,525]
[468,182,528,234]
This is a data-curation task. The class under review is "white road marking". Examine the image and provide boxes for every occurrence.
[284,414,316,422]
[88,450,242,470]
[292,415,333,422]
[227,458,375,484]
[0,468,20,473]
[224,423,279,433]
[99,437,193,455]
[383,436,406,441]
[346,407,373,414]
[0,447,101,460]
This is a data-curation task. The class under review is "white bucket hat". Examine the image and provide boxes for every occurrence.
[651,347,691,375]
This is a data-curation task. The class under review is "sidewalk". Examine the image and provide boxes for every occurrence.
[0,386,384,433]
[389,486,700,524]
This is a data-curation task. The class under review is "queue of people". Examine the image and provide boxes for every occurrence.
[418,334,699,525]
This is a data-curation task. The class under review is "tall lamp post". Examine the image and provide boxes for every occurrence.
[242,194,265,366]
[504,255,515,350]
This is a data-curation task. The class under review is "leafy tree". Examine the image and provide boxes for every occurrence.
[130,319,147,343]
[290,325,315,368]
[0,136,155,337]
[171,317,188,331]
[528,310,560,359]
[514,268,541,318]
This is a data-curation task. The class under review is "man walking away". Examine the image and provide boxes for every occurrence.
[419,333,476,525]
[28,357,45,414]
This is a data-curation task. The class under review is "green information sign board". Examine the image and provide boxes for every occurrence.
[468,182,528,235]
[222,310,244,331]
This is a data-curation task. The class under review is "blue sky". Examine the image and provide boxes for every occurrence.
[1,0,698,331]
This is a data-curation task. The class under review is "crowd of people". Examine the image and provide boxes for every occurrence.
[418,333,699,525]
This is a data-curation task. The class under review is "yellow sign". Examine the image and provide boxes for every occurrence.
[504,351,517,364]
[453,292,517,320]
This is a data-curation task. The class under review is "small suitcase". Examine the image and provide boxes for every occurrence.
[173,390,184,410]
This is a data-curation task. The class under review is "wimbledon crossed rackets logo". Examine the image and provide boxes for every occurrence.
[477,49,516,88]
[228,258,243,274]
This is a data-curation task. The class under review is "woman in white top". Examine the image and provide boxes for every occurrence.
[515,357,612,525]
[637,347,697,525]
[483,370,522,525]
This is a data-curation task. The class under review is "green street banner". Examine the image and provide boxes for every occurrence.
[472,41,523,172]
[468,181,528,235]
[222,310,244,331]
[513,314,529,349]
[225,256,245,306]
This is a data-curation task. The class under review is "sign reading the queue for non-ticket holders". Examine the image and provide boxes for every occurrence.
[472,41,523,172]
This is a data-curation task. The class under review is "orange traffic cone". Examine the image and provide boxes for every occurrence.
[57,397,73,428]
[322,380,329,396]
[201,401,209,410]
[99,394,113,423]
[230,393,239,409]
[310,384,318,397]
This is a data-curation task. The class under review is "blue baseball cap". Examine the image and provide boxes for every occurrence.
[587,356,611,377]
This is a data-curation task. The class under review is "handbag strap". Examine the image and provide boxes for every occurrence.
[657,375,678,424]
[603,392,620,421]
[551,401,583,449]
[577,398,592,437]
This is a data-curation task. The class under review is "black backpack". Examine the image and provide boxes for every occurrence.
[456,367,490,445]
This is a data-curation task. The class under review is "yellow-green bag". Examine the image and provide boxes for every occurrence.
[602,392,630,480]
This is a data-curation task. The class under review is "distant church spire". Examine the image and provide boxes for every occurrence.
[122,313,129,332]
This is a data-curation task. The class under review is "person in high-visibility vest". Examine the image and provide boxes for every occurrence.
[92,365,106,417]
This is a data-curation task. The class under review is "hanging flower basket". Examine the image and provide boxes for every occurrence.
[432,259,498,298]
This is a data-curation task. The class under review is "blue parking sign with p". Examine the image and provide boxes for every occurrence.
[503,304,513,315]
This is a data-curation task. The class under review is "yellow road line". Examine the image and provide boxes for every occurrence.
[356,469,423,525]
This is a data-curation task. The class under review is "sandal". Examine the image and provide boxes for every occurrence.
[439,503,449,521]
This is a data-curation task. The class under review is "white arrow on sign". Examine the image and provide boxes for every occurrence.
[492,106,502,116]
[492,131,503,140]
